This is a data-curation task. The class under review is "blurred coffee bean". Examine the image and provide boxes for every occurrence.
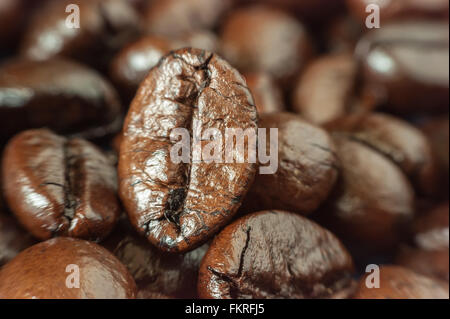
[198,210,355,299]
[244,72,285,114]
[119,48,257,252]
[242,113,339,215]
[0,237,137,298]
[221,5,312,85]
[21,0,140,70]
[347,0,449,23]
[315,134,414,253]
[143,0,231,37]
[353,266,449,299]
[292,53,374,125]
[103,217,208,298]
[0,212,36,267]
[0,58,122,142]
[2,129,121,241]
[356,21,449,113]
[329,112,439,195]
[0,0,25,48]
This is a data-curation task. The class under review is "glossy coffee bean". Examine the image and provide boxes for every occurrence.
[356,21,449,113]
[119,48,258,252]
[0,212,36,267]
[396,202,449,282]
[103,217,208,298]
[353,266,449,299]
[0,237,137,299]
[2,129,120,241]
[21,0,140,68]
[0,58,122,142]
[244,72,285,114]
[292,53,369,125]
[0,0,25,47]
[315,134,414,252]
[347,0,449,22]
[221,6,312,84]
[198,210,355,299]
[143,0,231,37]
[243,112,339,215]
[329,112,439,195]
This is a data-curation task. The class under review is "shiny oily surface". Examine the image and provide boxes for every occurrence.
[243,112,339,215]
[353,266,449,299]
[356,21,449,112]
[316,135,414,251]
[198,210,355,299]
[244,72,285,114]
[0,212,36,267]
[0,238,137,299]
[119,48,258,252]
[104,217,208,298]
[0,58,121,142]
[329,112,439,195]
[20,0,140,67]
[221,5,311,82]
[143,0,231,37]
[2,129,120,241]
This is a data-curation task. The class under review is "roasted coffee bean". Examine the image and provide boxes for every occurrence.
[143,0,231,37]
[198,210,355,299]
[244,72,285,114]
[0,237,137,299]
[110,32,219,102]
[0,212,36,267]
[328,112,439,195]
[0,0,25,48]
[356,21,449,113]
[315,134,414,252]
[292,53,373,126]
[242,112,339,215]
[103,217,208,298]
[396,202,449,282]
[21,0,140,69]
[118,48,258,252]
[2,129,120,241]
[353,266,449,299]
[0,58,122,142]
[221,6,312,84]
[347,0,449,22]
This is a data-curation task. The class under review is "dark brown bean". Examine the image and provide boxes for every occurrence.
[2,129,121,241]
[244,72,285,115]
[198,210,355,299]
[0,237,137,299]
[118,48,257,252]
[353,266,449,299]
[0,58,122,142]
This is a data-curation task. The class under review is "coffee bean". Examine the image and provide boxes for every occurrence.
[118,48,258,252]
[198,210,355,299]
[356,21,449,113]
[103,217,208,298]
[0,237,137,299]
[329,112,439,195]
[353,265,449,299]
[315,134,415,252]
[347,0,449,22]
[220,5,312,84]
[242,112,339,215]
[143,0,231,37]
[20,0,140,69]
[2,129,120,241]
[0,58,122,142]
[244,72,285,114]
[0,212,36,267]
[292,53,372,125]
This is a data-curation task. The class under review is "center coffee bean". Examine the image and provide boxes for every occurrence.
[119,48,258,252]
[2,129,120,241]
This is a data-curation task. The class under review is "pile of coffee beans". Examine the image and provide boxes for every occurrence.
[0,0,448,299]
